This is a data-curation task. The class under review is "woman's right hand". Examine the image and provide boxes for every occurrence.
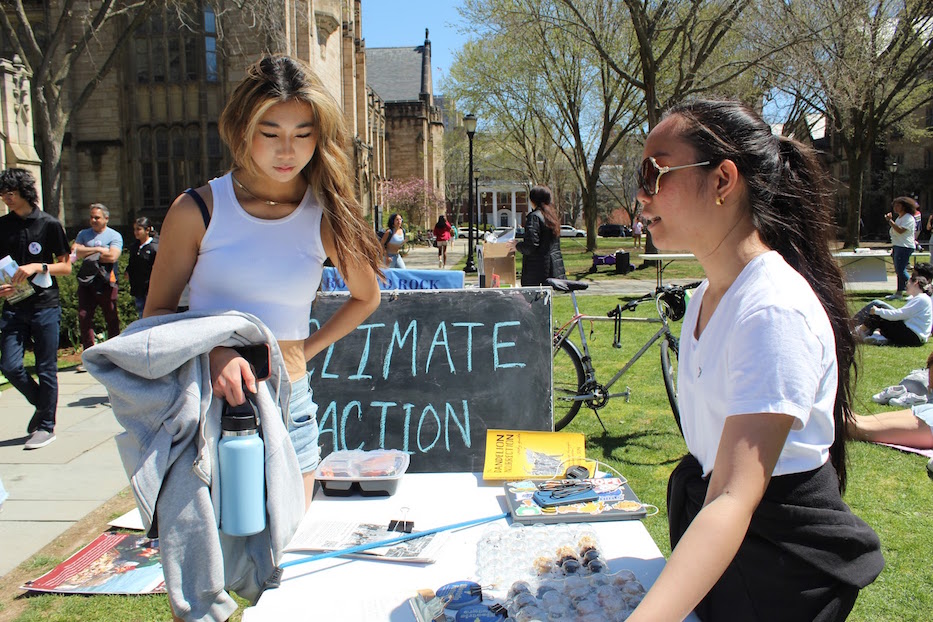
[209,346,257,404]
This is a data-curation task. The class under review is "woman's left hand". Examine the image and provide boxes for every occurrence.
[209,346,257,404]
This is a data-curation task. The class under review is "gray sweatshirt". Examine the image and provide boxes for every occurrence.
[83,311,305,622]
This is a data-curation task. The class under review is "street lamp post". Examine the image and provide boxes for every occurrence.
[888,161,898,203]
[474,170,480,231]
[464,114,478,273]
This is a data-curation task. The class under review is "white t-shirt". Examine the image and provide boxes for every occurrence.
[891,213,916,248]
[678,251,838,478]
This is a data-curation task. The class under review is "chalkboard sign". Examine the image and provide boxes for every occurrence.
[307,288,553,472]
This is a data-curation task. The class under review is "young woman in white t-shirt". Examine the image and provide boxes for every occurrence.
[625,100,883,622]
[147,54,383,477]
[886,196,918,299]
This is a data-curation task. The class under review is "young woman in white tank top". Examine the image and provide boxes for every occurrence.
[144,55,384,512]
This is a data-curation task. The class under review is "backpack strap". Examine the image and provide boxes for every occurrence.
[184,188,210,228]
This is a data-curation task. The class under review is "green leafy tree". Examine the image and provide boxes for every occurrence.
[452,0,644,251]
[755,0,933,247]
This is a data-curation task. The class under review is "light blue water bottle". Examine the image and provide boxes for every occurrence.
[219,391,265,536]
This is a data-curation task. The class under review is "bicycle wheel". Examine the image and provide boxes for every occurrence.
[553,338,585,431]
[660,335,684,436]
[400,240,414,256]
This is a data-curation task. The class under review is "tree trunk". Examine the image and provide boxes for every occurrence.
[844,152,866,249]
[583,179,599,253]
[33,87,66,224]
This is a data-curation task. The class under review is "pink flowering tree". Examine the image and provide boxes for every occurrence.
[382,178,445,231]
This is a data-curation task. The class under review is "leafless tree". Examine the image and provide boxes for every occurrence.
[0,0,284,222]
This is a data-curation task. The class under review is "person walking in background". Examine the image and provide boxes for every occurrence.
[73,203,123,362]
[380,213,406,268]
[886,196,918,300]
[626,99,882,622]
[632,217,643,249]
[124,217,158,319]
[433,214,453,268]
[509,185,565,286]
[0,168,72,450]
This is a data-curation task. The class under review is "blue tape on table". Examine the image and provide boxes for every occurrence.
[437,580,482,610]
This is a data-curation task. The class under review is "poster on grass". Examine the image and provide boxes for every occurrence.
[22,533,165,595]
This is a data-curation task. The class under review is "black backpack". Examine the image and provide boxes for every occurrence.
[76,257,112,293]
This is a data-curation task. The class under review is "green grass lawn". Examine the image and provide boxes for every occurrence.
[3,286,931,621]
[452,235,707,282]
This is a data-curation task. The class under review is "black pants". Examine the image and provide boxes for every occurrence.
[668,454,884,622]
[864,315,923,346]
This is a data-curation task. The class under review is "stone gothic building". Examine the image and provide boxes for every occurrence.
[366,29,446,229]
[0,0,388,230]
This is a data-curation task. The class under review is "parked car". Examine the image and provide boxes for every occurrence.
[457,227,484,240]
[560,225,586,238]
[486,226,517,242]
[598,223,631,237]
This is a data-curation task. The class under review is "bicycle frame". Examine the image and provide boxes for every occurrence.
[553,290,673,406]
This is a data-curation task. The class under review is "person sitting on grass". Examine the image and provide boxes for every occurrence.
[853,274,932,346]
[849,351,933,476]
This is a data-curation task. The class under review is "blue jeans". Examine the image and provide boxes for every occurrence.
[892,245,913,293]
[0,306,61,432]
[287,373,320,473]
[133,296,146,319]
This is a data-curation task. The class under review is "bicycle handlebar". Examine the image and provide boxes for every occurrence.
[614,280,703,315]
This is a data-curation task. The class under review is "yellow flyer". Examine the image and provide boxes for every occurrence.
[482,429,586,481]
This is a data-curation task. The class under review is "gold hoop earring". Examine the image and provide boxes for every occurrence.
[716,196,724,206]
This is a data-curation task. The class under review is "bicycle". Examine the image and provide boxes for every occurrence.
[548,277,702,432]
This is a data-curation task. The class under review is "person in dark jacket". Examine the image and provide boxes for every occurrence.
[512,185,565,285]
[124,217,158,319]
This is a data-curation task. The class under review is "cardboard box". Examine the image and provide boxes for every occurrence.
[482,242,516,287]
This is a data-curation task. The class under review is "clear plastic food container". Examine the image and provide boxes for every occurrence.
[314,449,411,496]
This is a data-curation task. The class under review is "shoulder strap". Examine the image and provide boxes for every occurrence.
[184,188,210,228]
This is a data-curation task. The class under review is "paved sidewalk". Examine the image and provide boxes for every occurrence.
[0,367,126,578]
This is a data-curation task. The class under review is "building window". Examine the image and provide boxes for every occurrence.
[139,124,206,210]
[135,4,215,84]
[205,7,218,82]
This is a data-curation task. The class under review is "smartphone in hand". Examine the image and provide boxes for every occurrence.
[234,344,271,382]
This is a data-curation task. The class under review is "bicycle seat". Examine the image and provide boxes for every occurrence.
[547,278,589,292]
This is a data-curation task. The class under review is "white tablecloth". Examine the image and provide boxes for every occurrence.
[243,472,699,621]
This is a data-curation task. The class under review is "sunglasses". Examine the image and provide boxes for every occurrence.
[637,156,711,196]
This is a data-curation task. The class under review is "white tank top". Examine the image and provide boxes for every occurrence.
[188,173,326,340]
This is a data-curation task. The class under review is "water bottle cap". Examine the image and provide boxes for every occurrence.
[222,411,258,432]
[222,396,259,432]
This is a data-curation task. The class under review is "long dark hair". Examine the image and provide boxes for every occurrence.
[666,99,855,492]
[529,185,561,238]
[134,216,154,235]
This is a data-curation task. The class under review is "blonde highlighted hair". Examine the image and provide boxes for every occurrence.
[218,54,383,277]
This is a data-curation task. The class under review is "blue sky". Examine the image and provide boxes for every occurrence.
[361,1,468,89]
